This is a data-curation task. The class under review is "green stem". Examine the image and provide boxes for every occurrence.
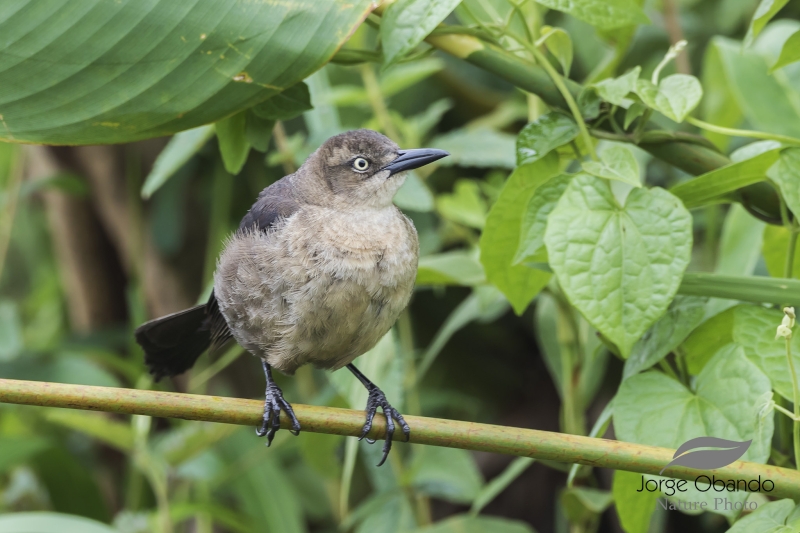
[786,229,799,280]
[524,43,597,161]
[688,117,800,146]
[3,379,800,498]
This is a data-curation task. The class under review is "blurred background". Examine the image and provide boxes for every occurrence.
[1,0,799,532]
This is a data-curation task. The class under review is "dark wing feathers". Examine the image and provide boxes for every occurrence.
[238,176,300,232]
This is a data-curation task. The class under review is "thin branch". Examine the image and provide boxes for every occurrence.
[2,378,800,499]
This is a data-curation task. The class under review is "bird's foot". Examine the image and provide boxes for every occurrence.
[358,387,410,467]
[256,380,301,446]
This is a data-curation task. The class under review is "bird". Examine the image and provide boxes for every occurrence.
[135,129,448,466]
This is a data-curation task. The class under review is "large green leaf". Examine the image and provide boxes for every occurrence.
[734,305,800,402]
[614,345,774,517]
[381,0,462,67]
[745,0,790,46]
[581,145,641,187]
[534,0,648,31]
[480,155,559,314]
[513,174,572,265]
[0,513,119,533]
[682,306,736,375]
[544,175,692,357]
[613,471,657,533]
[707,37,800,138]
[669,148,781,209]
[408,446,483,504]
[0,0,373,144]
[726,499,797,533]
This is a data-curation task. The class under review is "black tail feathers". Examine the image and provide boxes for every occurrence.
[135,292,232,381]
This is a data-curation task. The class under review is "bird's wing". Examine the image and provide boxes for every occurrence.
[238,175,300,232]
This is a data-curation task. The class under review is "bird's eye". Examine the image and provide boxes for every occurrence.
[352,157,370,172]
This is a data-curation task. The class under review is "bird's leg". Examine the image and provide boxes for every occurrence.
[256,360,301,445]
[346,363,410,466]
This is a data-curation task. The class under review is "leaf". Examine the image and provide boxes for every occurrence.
[745,0,791,46]
[408,446,483,504]
[437,180,487,229]
[432,128,516,169]
[708,37,800,138]
[0,513,120,533]
[43,410,133,453]
[380,58,445,98]
[726,499,797,533]
[544,175,692,357]
[561,487,613,524]
[354,491,417,533]
[534,0,649,30]
[411,515,535,533]
[622,296,706,380]
[669,148,781,209]
[734,305,800,402]
[245,111,275,153]
[0,1,374,144]
[613,471,657,533]
[660,437,752,475]
[539,26,573,76]
[215,112,250,175]
[417,251,485,286]
[516,113,579,166]
[480,155,559,314]
[730,140,782,163]
[635,75,703,123]
[395,171,435,212]
[381,0,462,66]
[592,67,641,106]
[614,345,774,516]
[763,225,800,279]
[581,145,641,187]
[771,29,800,71]
[513,174,572,265]
[141,125,215,198]
[682,307,736,375]
[251,82,313,121]
[624,102,646,129]
[767,148,800,217]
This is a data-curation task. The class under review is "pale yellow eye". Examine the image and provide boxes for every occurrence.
[352,157,370,172]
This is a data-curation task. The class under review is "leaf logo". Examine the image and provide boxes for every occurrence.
[659,437,752,475]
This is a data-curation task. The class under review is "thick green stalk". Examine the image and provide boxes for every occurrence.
[3,379,800,499]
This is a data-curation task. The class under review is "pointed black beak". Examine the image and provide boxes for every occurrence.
[382,148,449,176]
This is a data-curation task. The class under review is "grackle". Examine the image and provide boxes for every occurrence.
[135,129,448,465]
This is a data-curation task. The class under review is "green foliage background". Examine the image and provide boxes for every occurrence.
[2,0,800,532]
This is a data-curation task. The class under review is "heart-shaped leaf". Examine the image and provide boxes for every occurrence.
[581,145,641,187]
[513,174,572,265]
[635,75,703,123]
[544,175,692,356]
[0,1,372,144]
[516,113,579,166]
[614,345,774,517]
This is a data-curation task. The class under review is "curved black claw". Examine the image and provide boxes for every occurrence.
[358,387,411,467]
[256,362,301,446]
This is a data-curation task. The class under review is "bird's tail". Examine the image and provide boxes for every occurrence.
[135,305,212,381]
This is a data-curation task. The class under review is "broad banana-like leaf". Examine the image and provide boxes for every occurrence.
[0,0,373,144]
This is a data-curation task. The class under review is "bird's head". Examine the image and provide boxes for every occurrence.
[301,129,448,208]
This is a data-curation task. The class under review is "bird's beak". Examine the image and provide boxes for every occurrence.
[381,148,449,176]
